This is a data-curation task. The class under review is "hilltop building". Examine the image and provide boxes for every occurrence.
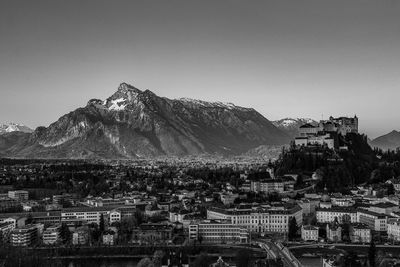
[295,115,358,149]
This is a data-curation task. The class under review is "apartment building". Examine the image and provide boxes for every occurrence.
[43,225,61,245]
[0,221,15,243]
[11,224,38,247]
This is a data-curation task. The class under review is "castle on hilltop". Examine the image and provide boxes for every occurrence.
[295,115,358,149]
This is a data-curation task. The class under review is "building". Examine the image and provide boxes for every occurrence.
[357,209,388,232]
[8,190,29,201]
[43,225,61,245]
[368,202,399,215]
[72,227,89,245]
[316,207,357,224]
[250,179,285,194]
[132,223,173,245]
[102,229,117,245]
[326,223,342,242]
[0,221,15,243]
[207,203,302,234]
[326,116,358,135]
[10,224,38,247]
[387,218,400,242]
[350,223,371,243]
[189,220,249,244]
[301,225,319,241]
[0,196,21,212]
[61,206,125,225]
[220,193,239,205]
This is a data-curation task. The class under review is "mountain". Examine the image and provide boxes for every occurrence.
[272,118,318,138]
[370,130,400,151]
[0,123,33,134]
[0,83,290,159]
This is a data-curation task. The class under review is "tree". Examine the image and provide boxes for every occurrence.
[153,250,165,267]
[137,257,155,267]
[236,249,251,267]
[369,239,376,267]
[60,223,71,244]
[99,213,105,233]
[288,217,298,241]
[191,254,213,267]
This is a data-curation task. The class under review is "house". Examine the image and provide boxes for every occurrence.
[132,223,173,245]
[43,225,61,245]
[326,223,341,242]
[72,227,89,245]
[10,224,38,247]
[301,225,319,241]
[350,223,371,243]
[102,229,117,245]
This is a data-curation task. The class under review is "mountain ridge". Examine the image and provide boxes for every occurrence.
[0,83,290,159]
[370,130,400,151]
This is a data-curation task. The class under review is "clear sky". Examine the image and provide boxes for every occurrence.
[1,0,399,138]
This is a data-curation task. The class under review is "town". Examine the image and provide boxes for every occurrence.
[0,116,399,267]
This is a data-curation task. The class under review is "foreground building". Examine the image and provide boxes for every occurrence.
[11,224,38,247]
[189,220,249,244]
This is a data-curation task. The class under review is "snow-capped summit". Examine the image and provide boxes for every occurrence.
[0,122,33,134]
[272,118,318,138]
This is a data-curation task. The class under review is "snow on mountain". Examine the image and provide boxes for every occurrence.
[0,123,33,134]
[272,118,318,138]
[0,82,290,159]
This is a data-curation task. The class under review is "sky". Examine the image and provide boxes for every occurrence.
[1,0,399,138]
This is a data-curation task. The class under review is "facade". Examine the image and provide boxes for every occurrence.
[102,230,117,245]
[207,204,302,234]
[0,221,15,243]
[132,223,173,244]
[357,209,388,232]
[8,190,29,201]
[316,207,357,224]
[43,225,61,245]
[188,220,249,244]
[350,224,371,243]
[62,206,122,225]
[387,218,400,241]
[326,223,342,242]
[11,224,38,247]
[301,225,319,241]
[250,179,285,194]
[72,227,89,245]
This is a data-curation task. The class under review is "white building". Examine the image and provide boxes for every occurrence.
[387,218,400,241]
[188,220,249,244]
[8,190,29,201]
[11,224,38,247]
[43,225,61,245]
[301,225,319,241]
[316,207,357,224]
[357,209,388,232]
[350,224,371,243]
[207,203,302,234]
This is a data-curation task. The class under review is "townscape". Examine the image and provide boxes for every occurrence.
[1,116,400,267]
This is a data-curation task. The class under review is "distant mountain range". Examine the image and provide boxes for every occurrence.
[272,118,318,138]
[0,123,33,134]
[0,83,291,159]
[370,130,400,151]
